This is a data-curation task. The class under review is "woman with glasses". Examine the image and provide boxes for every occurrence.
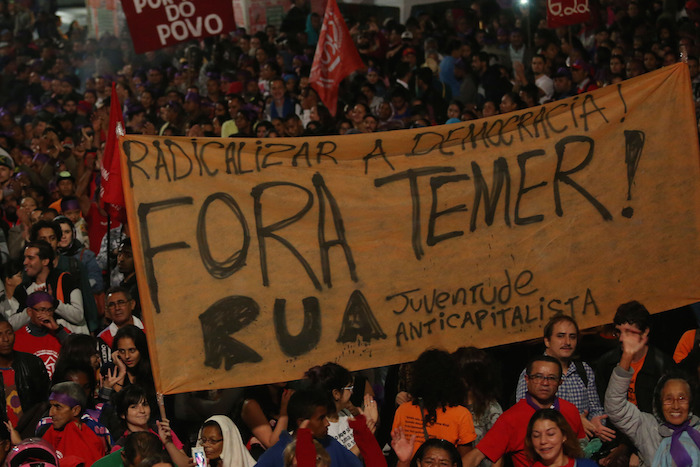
[605,327,700,466]
[524,409,597,467]
[304,362,378,456]
[304,362,384,464]
[195,415,255,467]
[392,349,477,458]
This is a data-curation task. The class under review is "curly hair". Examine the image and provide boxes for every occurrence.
[408,349,465,425]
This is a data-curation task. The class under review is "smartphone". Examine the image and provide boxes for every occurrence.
[192,447,207,467]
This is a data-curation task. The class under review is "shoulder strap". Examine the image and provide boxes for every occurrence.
[56,272,66,303]
[417,397,430,442]
[573,360,588,387]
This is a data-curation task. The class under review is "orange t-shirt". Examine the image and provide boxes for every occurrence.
[627,353,647,406]
[673,329,696,363]
[391,402,477,457]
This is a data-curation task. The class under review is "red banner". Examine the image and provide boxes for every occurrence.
[121,0,236,54]
[310,0,364,116]
[547,0,591,28]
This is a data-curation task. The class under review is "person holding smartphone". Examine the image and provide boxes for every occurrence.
[195,415,255,467]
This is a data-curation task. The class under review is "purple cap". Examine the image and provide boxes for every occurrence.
[27,291,55,309]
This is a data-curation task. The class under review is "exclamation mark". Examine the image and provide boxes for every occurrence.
[621,130,646,218]
[618,84,627,122]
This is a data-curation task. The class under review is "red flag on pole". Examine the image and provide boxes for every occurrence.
[101,83,125,208]
[309,0,364,116]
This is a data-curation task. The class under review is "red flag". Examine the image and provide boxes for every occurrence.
[546,0,591,28]
[101,83,125,208]
[310,0,364,116]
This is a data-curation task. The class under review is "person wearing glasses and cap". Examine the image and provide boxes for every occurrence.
[463,355,584,467]
[13,290,72,379]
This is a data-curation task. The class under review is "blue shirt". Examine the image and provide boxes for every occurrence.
[255,431,362,467]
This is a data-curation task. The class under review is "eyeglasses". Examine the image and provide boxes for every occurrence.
[30,306,55,313]
[107,300,129,310]
[528,374,560,383]
[341,385,354,392]
[198,438,223,445]
[662,396,689,406]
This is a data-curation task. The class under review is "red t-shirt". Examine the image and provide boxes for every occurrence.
[477,398,584,467]
[14,327,67,378]
[42,421,106,467]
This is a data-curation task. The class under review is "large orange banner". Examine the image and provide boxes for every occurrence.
[120,63,700,394]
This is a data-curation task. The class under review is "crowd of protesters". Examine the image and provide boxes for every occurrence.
[0,0,697,465]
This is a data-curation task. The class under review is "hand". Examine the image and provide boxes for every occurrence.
[360,394,378,428]
[104,356,126,390]
[391,426,415,463]
[280,388,294,416]
[620,329,648,356]
[187,125,203,137]
[142,121,156,135]
[157,419,173,444]
[396,391,412,406]
[4,420,21,445]
[590,414,616,442]
[37,312,58,331]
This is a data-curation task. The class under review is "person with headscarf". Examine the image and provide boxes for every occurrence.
[196,415,256,467]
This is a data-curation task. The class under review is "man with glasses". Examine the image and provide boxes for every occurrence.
[463,355,584,467]
[97,286,143,349]
[515,315,614,441]
[13,291,71,378]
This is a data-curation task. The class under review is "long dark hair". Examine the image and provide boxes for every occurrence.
[113,325,153,387]
[409,349,465,425]
[452,346,500,419]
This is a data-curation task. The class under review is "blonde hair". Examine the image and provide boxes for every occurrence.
[282,439,331,467]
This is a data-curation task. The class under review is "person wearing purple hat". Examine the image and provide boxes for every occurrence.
[13,290,70,379]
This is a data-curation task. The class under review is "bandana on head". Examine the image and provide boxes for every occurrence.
[26,291,54,309]
[49,392,79,408]
[60,198,80,212]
